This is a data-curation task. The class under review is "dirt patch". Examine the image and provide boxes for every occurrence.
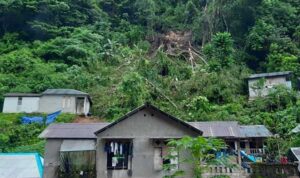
[72,116,106,123]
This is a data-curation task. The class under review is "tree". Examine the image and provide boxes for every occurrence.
[204,32,234,71]
[119,72,149,108]
[165,136,227,178]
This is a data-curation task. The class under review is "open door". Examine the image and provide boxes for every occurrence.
[76,97,85,114]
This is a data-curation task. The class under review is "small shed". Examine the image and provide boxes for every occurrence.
[0,153,43,178]
[247,71,292,99]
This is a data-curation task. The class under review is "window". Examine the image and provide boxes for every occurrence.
[17,97,22,105]
[105,140,132,170]
[153,140,178,171]
[162,147,178,171]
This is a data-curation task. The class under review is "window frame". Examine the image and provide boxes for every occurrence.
[105,140,132,170]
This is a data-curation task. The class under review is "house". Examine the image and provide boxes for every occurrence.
[2,89,92,115]
[247,71,292,99]
[288,147,300,173]
[0,153,43,178]
[289,147,300,163]
[39,103,272,178]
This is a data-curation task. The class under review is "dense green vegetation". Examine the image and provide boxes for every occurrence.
[0,113,75,153]
[0,0,300,155]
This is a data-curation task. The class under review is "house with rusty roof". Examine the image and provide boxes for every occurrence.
[39,103,272,178]
[247,71,292,99]
[2,89,92,115]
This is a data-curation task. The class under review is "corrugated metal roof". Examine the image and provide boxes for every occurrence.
[40,121,272,139]
[39,123,109,139]
[0,153,43,178]
[248,71,292,79]
[239,125,272,138]
[4,93,41,97]
[188,121,241,138]
[291,147,300,161]
[60,139,96,152]
[42,89,88,95]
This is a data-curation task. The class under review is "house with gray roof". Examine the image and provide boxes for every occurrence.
[247,71,292,99]
[39,103,272,178]
[2,89,92,115]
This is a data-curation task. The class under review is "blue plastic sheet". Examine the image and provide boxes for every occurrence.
[21,116,44,124]
[21,110,61,125]
[241,150,256,162]
[45,110,61,125]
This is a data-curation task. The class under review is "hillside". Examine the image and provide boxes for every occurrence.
[0,0,300,154]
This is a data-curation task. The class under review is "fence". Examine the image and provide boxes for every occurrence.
[202,165,251,178]
[251,163,300,178]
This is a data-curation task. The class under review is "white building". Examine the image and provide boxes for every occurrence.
[2,89,92,115]
[248,71,292,99]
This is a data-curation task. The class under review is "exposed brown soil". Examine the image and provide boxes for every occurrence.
[72,116,106,123]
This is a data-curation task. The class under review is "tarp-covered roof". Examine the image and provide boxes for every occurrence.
[248,71,292,79]
[189,121,240,138]
[0,153,43,178]
[39,123,109,139]
[42,89,88,96]
[290,147,300,161]
[239,125,273,138]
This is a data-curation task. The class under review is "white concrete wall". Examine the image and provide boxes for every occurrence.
[39,95,76,114]
[2,97,40,113]
[248,76,292,98]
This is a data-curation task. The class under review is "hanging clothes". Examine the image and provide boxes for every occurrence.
[112,157,118,167]
[114,142,118,155]
[110,142,114,153]
[120,143,123,155]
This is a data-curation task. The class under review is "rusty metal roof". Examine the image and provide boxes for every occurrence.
[188,121,241,138]
[39,123,109,139]
[239,125,272,138]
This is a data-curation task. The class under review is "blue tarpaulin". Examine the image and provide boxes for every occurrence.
[46,110,61,125]
[241,150,256,162]
[21,110,61,125]
[21,116,44,124]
